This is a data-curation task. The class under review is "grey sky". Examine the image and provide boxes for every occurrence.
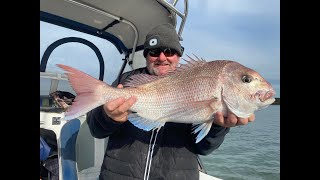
[181,0,280,92]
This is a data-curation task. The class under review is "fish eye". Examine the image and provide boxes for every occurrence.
[241,75,252,83]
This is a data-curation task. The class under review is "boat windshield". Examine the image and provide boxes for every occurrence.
[40,21,134,96]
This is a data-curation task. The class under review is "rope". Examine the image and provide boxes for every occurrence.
[143,128,160,180]
[143,129,155,180]
[146,128,160,179]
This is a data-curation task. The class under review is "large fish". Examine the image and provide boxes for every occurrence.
[57,56,275,143]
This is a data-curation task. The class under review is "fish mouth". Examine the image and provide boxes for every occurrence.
[258,90,276,102]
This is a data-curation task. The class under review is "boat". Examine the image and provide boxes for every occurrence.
[40,0,222,179]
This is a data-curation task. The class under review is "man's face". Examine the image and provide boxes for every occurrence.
[146,50,180,76]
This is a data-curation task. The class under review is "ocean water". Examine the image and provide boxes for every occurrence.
[200,105,280,180]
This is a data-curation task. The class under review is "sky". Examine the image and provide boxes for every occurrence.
[40,0,280,97]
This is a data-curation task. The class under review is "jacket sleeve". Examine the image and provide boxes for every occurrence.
[193,123,230,155]
[86,76,125,139]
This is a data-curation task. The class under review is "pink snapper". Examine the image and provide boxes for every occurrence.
[57,56,275,143]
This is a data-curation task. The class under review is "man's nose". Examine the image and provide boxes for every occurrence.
[158,52,167,61]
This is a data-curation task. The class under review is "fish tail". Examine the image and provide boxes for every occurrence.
[56,64,110,120]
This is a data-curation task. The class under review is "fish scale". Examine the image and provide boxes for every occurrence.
[128,78,213,117]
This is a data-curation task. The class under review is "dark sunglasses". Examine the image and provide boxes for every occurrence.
[148,48,178,57]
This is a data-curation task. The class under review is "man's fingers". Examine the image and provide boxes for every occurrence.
[117,84,124,89]
[236,118,248,125]
[116,111,129,120]
[225,113,237,127]
[115,96,137,114]
[105,97,126,111]
[248,114,255,122]
[214,112,255,127]
[213,112,224,126]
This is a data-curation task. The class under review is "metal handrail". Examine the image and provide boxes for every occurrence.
[157,0,189,41]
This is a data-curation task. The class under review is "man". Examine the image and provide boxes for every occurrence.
[86,23,254,180]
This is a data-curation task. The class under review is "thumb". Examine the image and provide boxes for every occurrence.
[117,84,124,89]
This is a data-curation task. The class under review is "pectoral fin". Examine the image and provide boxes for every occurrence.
[128,113,165,131]
[192,121,213,143]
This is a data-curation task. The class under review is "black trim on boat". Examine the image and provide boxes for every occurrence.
[40,11,125,54]
[40,37,105,81]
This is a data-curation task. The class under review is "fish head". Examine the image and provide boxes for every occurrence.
[221,61,276,118]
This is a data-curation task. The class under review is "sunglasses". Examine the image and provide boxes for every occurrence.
[148,48,178,57]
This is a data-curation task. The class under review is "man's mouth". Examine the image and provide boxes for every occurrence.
[155,63,169,66]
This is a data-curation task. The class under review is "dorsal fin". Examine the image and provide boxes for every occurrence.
[124,54,208,87]
[157,54,208,77]
[177,54,207,73]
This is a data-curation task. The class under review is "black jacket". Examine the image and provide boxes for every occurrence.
[87,67,230,180]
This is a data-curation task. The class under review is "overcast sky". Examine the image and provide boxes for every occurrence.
[40,0,279,97]
[180,0,280,96]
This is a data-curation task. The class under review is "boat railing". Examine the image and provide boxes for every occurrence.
[40,72,68,95]
[57,0,188,66]
[157,0,188,41]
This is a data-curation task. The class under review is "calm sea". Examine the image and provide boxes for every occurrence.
[200,105,280,180]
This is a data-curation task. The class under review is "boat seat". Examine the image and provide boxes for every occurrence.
[60,118,81,180]
[40,88,106,180]
[76,119,108,180]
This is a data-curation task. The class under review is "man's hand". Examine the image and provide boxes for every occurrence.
[103,84,136,123]
[213,112,255,127]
